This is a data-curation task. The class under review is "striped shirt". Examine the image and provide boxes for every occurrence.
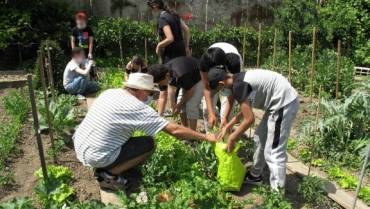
[73,89,169,168]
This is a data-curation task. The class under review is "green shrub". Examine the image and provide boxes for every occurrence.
[3,88,30,122]
[298,176,326,206]
[254,186,293,209]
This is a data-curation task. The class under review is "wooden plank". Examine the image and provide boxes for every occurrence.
[286,154,369,209]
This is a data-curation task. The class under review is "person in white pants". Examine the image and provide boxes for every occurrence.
[199,42,243,131]
[207,67,299,190]
[148,56,204,130]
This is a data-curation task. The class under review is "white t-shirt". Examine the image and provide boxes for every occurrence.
[63,59,80,87]
[209,42,244,72]
[232,69,298,111]
[73,89,169,168]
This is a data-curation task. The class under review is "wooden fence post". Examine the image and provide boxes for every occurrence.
[205,0,209,31]
[39,50,55,161]
[27,74,48,180]
[310,27,317,103]
[272,28,277,71]
[308,85,322,176]
[257,23,262,67]
[144,38,148,62]
[119,37,124,72]
[242,23,247,67]
[45,41,56,100]
[336,40,341,100]
[288,31,292,81]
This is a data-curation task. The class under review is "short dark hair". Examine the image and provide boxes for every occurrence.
[71,47,85,57]
[225,53,241,74]
[147,64,169,83]
[131,55,144,66]
[207,66,228,89]
[200,47,226,72]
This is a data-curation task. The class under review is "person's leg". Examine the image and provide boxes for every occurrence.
[264,99,299,190]
[65,76,84,95]
[177,88,189,127]
[104,136,155,175]
[185,81,204,130]
[249,111,269,177]
[84,80,100,95]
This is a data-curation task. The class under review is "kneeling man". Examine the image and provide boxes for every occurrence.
[73,73,216,191]
[207,68,299,190]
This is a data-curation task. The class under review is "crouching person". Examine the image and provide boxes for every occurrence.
[73,73,216,191]
[63,47,99,99]
[148,56,203,130]
[207,68,299,190]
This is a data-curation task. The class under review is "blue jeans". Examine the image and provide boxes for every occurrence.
[65,76,99,95]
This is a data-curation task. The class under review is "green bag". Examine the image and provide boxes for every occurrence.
[214,142,246,191]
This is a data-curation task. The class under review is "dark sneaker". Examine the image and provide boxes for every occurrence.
[95,171,128,191]
[244,171,263,186]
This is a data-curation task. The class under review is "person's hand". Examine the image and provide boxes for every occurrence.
[226,139,236,153]
[220,118,228,129]
[217,125,231,141]
[88,53,93,60]
[205,133,218,142]
[185,47,192,56]
[156,44,162,56]
[173,103,182,115]
[208,113,217,128]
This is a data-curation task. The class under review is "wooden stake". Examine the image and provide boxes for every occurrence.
[45,41,56,100]
[144,38,148,62]
[352,143,370,209]
[257,23,262,67]
[27,74,48,180]
[119,38,124,72]
[310,27,317,103]
[205,0,209,31]
[336,40,341,100]
[288,31,292,81]
[272,28,277,71]
[242,23,247,67]
[39,50,55,161]
[308,85,322,176]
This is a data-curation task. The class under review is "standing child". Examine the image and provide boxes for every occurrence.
[71,11,94,60]
[207,67,299,190]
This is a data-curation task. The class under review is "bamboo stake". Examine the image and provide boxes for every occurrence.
[288,31,292,81]
[205,0,209,31]
[336,40,341,100]
[45,41,56,100]
[39,50,55,162]
[144,38,148,62]
[308,85,322,176]
[310,27,317,103]
[27,74,48,180]
[257,23,262,67]
[272,28,277,71]
[352,143,370,209]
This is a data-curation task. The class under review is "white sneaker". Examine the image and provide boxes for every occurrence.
[77,94,86,100]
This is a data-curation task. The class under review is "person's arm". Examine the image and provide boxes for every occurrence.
[220,95,235,128]
[88,36,94,59]
[163,122,217,142]
[200,71,217,127]
[156,25,174,55]
[74,61,93,76]
[167,85,177,111]
[157,90,168,116]
[71,36,76,49]
[225,100,255,152]
[180,20,191,56]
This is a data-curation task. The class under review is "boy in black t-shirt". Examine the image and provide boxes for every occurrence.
[148,57,203,130]
[71,11,94,59]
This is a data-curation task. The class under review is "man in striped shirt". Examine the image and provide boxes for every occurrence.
[73,73,217,191]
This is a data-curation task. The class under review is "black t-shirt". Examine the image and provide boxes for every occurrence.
[71,26,94,50]
[232,72,253,103]
[157,11,186,63]
[164,57,201,90]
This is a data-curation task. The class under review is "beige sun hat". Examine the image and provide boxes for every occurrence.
[125,73,158,91]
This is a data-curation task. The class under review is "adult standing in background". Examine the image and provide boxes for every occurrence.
[147,0,191,63]
[71,11,94,60]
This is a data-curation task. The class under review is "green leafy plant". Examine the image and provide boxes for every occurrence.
[298,176,326,206]
[359,186,370,205]
[34,165,75,208]
[254,186,293,209]
[3,88,30,122]
[0,197,36,209]
[327,166,358,189]
[98,68,125,91]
